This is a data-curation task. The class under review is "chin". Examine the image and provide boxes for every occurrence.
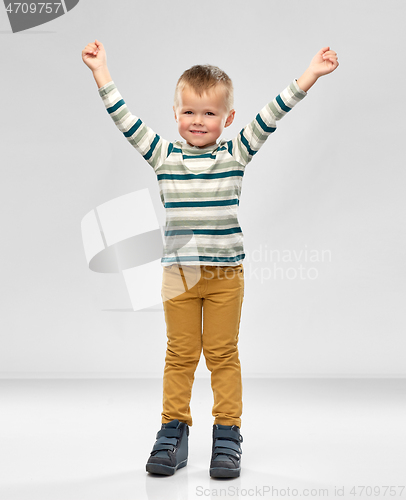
[191,137,217,147]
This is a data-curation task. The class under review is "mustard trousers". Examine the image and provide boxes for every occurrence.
[160,262,245,428]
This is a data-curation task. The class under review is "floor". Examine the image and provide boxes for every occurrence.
[0,378,405,500]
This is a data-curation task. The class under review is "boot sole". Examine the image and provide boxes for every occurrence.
[146,458,187,476]
[210,466,240,478]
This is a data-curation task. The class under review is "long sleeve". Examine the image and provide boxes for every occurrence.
[98,81,173,172]
[227,79,307,167]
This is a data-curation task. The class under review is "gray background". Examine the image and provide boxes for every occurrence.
[0,0,404,378]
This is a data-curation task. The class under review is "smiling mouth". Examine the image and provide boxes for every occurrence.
[190,130,207,134]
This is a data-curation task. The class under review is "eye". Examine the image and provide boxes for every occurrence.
[184,111,193,114]
[206,112,215,116]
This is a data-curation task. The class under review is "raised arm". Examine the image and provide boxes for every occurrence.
[228,79,307,167]
[228,46,339,167]
[82,39,172,172]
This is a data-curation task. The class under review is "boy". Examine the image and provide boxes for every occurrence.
[82,40,338,478]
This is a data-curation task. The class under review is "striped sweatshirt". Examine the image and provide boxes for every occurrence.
[98,79,307,267]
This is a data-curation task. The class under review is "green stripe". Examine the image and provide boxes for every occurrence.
[290,81,306,100]
[165,199,239,208]
[157,170,243,181]
[268,101,284,120]
[256,113,276,134]
[165,227,242,236]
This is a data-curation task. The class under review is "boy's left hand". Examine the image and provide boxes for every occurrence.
[308,47,339,78]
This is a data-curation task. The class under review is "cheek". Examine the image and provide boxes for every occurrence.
[213,119,224,131]
[176,117,186,130]
[179,116,190,127]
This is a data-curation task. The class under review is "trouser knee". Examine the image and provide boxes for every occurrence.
[165,343,202,367]
[202,345,239,370]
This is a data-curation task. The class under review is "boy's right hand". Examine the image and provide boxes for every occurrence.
[82,39,107,73]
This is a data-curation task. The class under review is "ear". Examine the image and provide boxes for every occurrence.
[224,109,235,128]
[173,105,178,122]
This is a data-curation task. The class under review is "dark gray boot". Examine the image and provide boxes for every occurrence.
[146,419,189,475]
[210,424,243,478]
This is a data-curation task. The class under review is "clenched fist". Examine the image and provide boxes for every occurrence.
[82,39,107,73]
[308,46,339,78]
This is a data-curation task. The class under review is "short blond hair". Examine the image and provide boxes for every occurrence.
[174,64,234,112]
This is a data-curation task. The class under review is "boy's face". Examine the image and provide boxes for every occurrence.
[173,85,235,148]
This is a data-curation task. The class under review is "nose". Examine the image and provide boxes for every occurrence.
[192,114,204,125]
